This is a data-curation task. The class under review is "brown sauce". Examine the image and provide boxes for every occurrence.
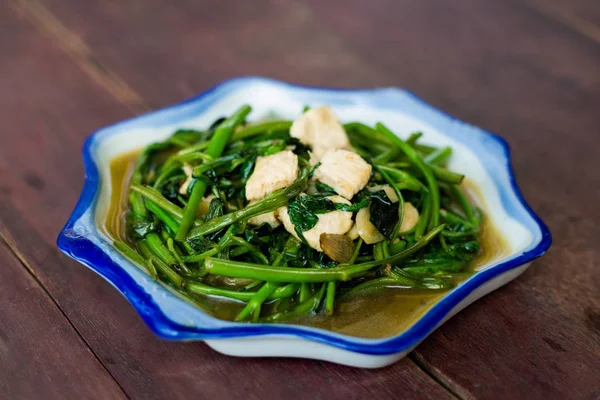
[101,150,509,338]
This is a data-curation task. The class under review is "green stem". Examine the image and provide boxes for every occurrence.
[425,147,452,165]
[407,132,423,145]
[450,185,478,227]
[273,283,301,299]
[414,191,431,239]
[149,257,183,287]
[146,200,179,232]
[235,237,301,322]
[381,240,390,258]
[113,240,145,265]
[176,105,252,240]
[344,122,392,145]
[227,237,269,264]
[340,277,419,300]
[349,238,363,264]
[440,208,476,229]
[230,121,292,142]
[181,247,219,263]
[325,282,336,316]
[300,283,310,302]
[401,261,464,276]
[136,241,159,279]
[166,238,191,274]
[176,141,210,156]
[115,240,158,279]
[262,284,326,322]
[430,165,464,185]
[192,153,239,176]
[389,239,407,255]
[441,230,477,238]
[373,242,384,261]
[145,200,195,255]
[373,147,398,163]
[185,281,301,303]
[131,184,188,224]
[235,282,279,322]
[152,163,183,189]
[145,233,177,267]
[376,123,440,230]
[205,225,445,282]
[375,165,405,242]
[186,282,256,302]
[374,164,425,192]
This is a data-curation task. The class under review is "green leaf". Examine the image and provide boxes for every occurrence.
[314,182,337,196]
[126,213,159,240]
[241,154,257,181]
[334,196,368,212]
[158,176,183,202]
[369,190,399,237]
[287,198,319,244]
[308,162,321,179]
[206,197,225,221]
[171,129,203,144]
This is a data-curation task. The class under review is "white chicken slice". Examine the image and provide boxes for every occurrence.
[290,106,350,161]
[245,150,299,201]
[247,200,280,228]
[278,195,353,252]
[314,149,372,200]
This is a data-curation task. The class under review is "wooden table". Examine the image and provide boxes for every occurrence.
[1,0,598,398]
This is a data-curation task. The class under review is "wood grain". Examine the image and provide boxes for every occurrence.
[27,0,384,107]
[1,0,599,398]
[0,240,127,399]
[0,2,453,399]
[526,0,600,44]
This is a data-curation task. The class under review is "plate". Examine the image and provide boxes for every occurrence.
[57,77,551,368]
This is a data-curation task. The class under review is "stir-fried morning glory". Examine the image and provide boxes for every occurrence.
[114,105,483,322]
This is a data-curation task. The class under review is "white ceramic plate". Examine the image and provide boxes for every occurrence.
[58,77,551,368]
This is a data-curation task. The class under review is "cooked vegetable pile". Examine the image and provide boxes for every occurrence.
[115,105,483,323]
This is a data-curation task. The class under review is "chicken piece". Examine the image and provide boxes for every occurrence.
[278,195,353,252]
[314,149,372,200]
[179,163,195,195]
[247,200,280,228]
[290,106,350,161]
[400,202,419,233]
[245,150,299,201]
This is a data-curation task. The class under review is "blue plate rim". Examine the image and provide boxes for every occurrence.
[57,76,552,355]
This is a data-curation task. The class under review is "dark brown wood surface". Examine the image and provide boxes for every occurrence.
[1,0,598,399]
